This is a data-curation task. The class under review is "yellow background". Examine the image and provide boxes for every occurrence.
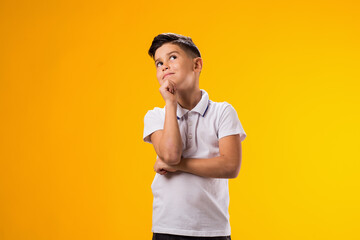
[1,0,359,239]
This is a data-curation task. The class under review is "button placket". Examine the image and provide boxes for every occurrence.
[187,112,193,147]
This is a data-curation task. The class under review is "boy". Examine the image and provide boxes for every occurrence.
[143,33,247,240]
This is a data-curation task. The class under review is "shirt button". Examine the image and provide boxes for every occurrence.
[188,134,192,139]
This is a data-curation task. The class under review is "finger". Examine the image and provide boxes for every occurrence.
[166,82,173,90]
[169,80,176,89]
[160,80,170,89]
[168,81,176,92]
[167,83,174,91]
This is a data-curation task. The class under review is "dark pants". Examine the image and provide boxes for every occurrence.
[152,233,231,240]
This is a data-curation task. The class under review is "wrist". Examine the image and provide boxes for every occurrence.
[165,100,177,107]
[174,156,184,171]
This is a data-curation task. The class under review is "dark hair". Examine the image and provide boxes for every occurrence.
[148,33,201,60]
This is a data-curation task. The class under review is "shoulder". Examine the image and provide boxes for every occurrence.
[145,107,165,116]
[208,100,235,117]
[144,106,165,118]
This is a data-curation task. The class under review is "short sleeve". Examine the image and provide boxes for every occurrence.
[218,103,247,142]
[143,108,165,144]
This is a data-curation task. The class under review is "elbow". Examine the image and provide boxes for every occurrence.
[228,169,240,179]
[163,151,182,165]
[159,142,183,165]
[226,160,241,179]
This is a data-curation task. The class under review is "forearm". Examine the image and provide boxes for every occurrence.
[159,102,183,164]
[175,155,238,179]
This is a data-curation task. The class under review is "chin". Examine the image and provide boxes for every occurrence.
[170,79,180,86]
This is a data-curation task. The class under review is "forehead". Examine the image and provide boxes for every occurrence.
[154,43,186,62]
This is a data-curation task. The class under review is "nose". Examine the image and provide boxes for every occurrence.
[162,62,169,71]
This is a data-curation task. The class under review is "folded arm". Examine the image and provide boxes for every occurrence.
[157,134,242,179]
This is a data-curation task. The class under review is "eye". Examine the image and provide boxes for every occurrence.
[156,55,176,68]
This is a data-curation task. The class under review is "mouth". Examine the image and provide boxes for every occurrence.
[163,73,174,79]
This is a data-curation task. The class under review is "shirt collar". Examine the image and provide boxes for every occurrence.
[176,89,210,120]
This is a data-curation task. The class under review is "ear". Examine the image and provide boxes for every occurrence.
[193,57,203,73]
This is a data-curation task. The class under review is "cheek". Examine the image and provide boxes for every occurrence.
[173,63,180,70]
[157,73,164,84]
[156,71,161,80]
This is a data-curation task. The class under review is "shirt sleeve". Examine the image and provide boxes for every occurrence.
[143,108,164,144]
[218,103,247,142]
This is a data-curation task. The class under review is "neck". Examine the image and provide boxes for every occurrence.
[176,87,202,110]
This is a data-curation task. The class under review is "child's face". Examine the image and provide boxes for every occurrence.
[154,43,196,89]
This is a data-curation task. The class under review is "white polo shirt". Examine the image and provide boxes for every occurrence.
[143,89,247,237]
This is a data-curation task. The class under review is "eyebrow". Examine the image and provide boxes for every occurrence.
[155,51,180,64]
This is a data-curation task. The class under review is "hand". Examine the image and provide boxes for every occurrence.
[154,156,178,175]
[159,79,177,104]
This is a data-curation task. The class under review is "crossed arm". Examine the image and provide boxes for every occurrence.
[156,134,242,179]
[150,102,242,179]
